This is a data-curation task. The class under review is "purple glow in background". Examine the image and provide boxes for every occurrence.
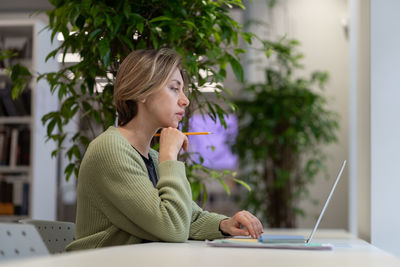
[188,114,238,170]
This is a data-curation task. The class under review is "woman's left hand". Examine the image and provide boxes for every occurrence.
[219,210,263,239]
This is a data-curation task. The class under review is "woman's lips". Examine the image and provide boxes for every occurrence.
[176,112,184,120]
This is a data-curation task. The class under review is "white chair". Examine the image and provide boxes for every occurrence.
[19,219,75,254]
[0,223,49,261]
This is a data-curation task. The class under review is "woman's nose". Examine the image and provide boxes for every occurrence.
[179,92,190,107]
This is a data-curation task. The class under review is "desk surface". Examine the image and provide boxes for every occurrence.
[2,230,400,267]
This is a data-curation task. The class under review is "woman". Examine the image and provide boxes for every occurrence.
[67,49,263,251]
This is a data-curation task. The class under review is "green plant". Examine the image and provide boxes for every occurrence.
[0,51,31,99]
[6,0,267,204]
[231,39,339,227]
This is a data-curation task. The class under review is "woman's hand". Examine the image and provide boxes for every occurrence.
[219,210,263,239]
[158,127,189,162]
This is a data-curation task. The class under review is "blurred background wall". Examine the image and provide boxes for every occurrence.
[243,0,349,230]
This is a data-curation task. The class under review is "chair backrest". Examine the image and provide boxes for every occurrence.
[0,223,49,261]
[19,219,76,254]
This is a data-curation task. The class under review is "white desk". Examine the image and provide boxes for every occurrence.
[2,230,400,267]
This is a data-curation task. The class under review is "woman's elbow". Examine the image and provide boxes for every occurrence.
[159,221,190,242]
[163,227,190,242]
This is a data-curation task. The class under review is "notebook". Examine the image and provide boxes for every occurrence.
[206,160,346,250]
[205,238,333,250]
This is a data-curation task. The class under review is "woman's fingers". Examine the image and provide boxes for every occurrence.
[242,212,259,238]
[228,227,249,237]
[158,127,188,162]
[233,210,263,239]
[219,211,263,238]
[243,211,263,237]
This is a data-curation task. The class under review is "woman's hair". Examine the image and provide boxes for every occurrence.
[114,48,186,126]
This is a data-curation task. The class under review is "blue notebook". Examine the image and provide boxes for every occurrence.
[258,234,307,243]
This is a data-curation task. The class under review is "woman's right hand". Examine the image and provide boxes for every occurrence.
[158,127,188,163]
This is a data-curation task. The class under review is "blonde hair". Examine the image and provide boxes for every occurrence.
[114,48,185,126]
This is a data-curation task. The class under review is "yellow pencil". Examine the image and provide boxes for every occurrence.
[154,132,212,137]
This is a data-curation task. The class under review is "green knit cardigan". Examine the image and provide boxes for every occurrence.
[66,126,228,251]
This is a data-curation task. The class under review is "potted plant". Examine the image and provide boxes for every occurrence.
[231,39,339,227]
[6,0,272,203]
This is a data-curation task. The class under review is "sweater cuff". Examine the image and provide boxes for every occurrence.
[218,218,231,236]
[206,214,230,239]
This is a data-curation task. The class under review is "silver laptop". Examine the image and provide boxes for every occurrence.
[258,160,347,244]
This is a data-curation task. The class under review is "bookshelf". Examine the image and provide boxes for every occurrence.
[0,19,59,222]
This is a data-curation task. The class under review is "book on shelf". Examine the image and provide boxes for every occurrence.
[0,128,11,165]
[12,179,23,215]
[9,128,18,167]
[0,95,7,116]
[0,180,13,215]
[17,127,30,165]
[0,126,30,167]
[0,175,29,216]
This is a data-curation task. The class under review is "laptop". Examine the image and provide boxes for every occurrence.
[258,160,347,244]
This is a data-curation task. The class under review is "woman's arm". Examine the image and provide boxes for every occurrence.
[87,133,192,242]
[189,201,229,240]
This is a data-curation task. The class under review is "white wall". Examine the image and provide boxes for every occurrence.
[32,20,59,220]
[349,0,371,242]
[244,0,349,229]
[370,0,400,258]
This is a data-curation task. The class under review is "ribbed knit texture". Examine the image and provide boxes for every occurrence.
[66,126,228,251]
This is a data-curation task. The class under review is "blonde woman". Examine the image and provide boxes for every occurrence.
[67,49,263,251]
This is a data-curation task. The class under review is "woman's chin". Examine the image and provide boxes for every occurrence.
[161,122,179,129]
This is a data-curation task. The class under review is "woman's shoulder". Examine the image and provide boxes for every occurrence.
[87,126,131,154]
[80,126,147,175]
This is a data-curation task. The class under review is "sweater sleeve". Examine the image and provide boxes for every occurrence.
[149,148,229,240]
[189,201,229,240]
[86,133,192,242]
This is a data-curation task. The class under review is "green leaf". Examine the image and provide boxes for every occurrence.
[64,163,75,181]
[217,177,231,196]
[137,22,144,34]
[234,48,246,56]
[233,178,251,191]
[98,38,111,66]
[150,16,172,23]
[213,31,221,44]
[201,184,208,208]
[228,54,244,82]
[0,50,18,60]
[47,119,57,137]
[120,35,134,50]
[123,1,131,18]
[184,20,196,29]
[75,15,85,29]
[190,181,201,201]
[88,28,102,41]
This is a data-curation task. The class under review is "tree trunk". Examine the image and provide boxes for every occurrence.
[263,145,297,228]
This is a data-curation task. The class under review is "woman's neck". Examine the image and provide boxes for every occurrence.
[117,117,158,158]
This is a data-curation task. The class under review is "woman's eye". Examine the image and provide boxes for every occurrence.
[170,87,179,92]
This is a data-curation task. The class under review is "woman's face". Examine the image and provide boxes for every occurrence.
[143,68,189,129]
